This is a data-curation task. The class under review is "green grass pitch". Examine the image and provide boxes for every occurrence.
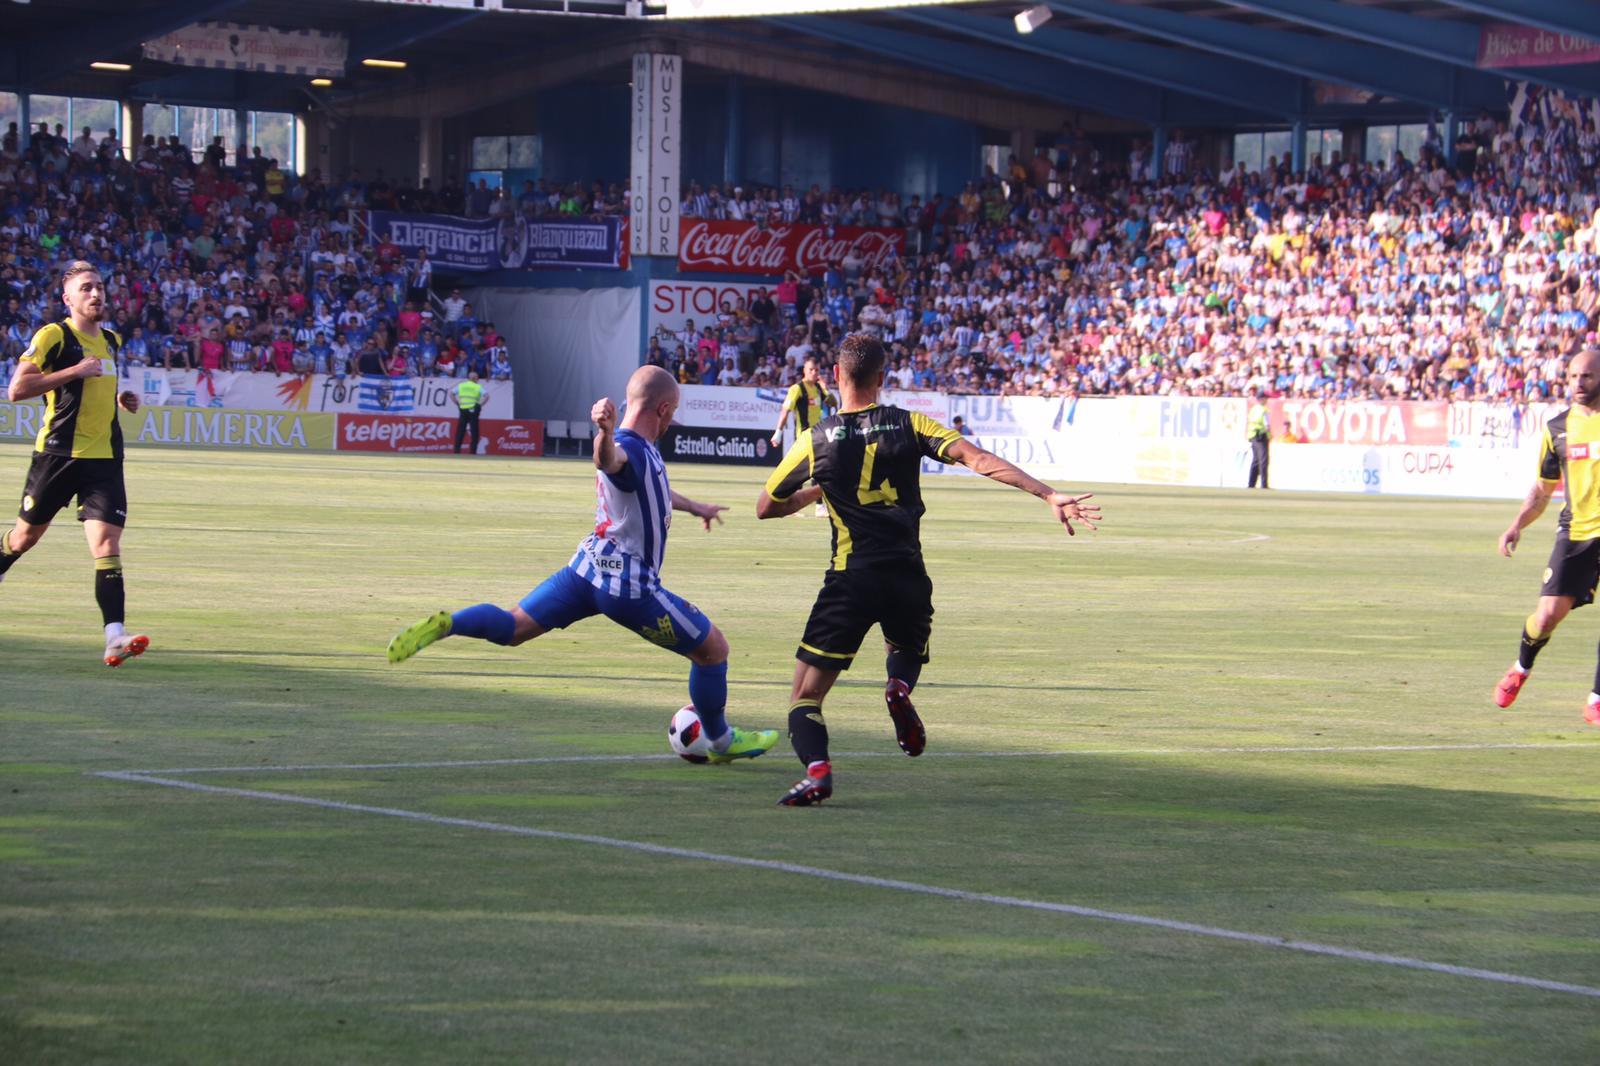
[3,441,1600,1065]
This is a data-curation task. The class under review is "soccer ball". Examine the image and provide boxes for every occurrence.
[668,705,712,764]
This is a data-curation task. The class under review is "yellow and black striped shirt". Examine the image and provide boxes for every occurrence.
[22,321,123,459]
[1539,407,1600,541]
[765,404,962,570]
[782,381,834,432]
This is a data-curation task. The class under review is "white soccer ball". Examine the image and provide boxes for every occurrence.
[668,705,713,763]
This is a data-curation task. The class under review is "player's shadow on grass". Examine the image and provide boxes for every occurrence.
[150,649,1149,693]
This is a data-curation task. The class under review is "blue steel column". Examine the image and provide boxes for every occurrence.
[723,74,743,190]
[1151,124,1168,177]
[1442,110,1457,165]
[17,92,29,151]
[1291,119,1307,171]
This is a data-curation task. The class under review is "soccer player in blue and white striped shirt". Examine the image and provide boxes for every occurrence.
[386,365,777,764]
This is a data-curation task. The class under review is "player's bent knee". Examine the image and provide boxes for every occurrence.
[1534,597,1575,634]
[8,523,45,552]
[688,625,729,666]
[507,606,548,646]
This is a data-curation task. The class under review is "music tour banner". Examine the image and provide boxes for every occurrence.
[676,220,905,275]
[336,414,545,456]
[126,369,513,420]
[367,212,625,272]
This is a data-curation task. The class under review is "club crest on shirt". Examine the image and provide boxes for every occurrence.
[639,615,677,648]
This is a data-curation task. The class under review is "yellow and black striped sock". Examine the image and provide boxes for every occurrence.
[1518,613,1551,671]
[0,528,19,577]
[787,699,829,766]
[94,555,125,626]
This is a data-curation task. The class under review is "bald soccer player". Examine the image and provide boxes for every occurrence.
[1496,348,1600,725]
[387,366,778,762]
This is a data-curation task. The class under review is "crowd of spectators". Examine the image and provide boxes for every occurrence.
[5,95,1600,404]
[0,120,513,383]
[651,108,1600,403]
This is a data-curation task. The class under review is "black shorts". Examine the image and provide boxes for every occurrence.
[796,561,933,671]
[1542,531,1600,606]
[18,453,127,527]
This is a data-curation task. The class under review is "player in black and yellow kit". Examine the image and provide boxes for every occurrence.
[2,261,149,666]
[1495,348,1600,722]
[757,333,1101,805]
[771,356,836,518]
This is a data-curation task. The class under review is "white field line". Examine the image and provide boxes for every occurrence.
[110,741,1598,777]
[93,769,1600,1001]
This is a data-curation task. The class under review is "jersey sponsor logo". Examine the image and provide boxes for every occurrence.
[592,553,625,574]
[22,494,34,512]
[1571,443,1592,461]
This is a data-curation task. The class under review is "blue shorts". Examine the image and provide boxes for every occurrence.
[518,566,713,655]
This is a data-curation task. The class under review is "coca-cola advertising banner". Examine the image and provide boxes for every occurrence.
[1270,400,1449,446]
[677,219,905,275]
[336,414,545,455]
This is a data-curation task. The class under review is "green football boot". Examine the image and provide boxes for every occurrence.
[706,726,780,764]
[387,610,452,663]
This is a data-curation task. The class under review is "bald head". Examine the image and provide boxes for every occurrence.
[1567,349,1600,409]
[627,364,679,409]
[620,364,681,442]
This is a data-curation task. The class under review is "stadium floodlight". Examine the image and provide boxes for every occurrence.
[664,0,979,17]
[362,58,408,69]
[310,78,334,87]
[90,61,132,71]
[1013,3,1051,33]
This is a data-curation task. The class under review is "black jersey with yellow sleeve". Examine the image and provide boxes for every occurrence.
[783,381,834,432]
[21,321,123,459]
[765,403,963,570]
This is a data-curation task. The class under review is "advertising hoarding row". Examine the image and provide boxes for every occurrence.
[0,403,543,457]
[125,370,515,420]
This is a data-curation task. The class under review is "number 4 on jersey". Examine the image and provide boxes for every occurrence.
[857,442,899,506]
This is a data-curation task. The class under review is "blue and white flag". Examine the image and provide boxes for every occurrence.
[357,375,415,413]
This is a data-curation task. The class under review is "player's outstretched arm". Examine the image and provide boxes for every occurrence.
[1499,480,1557,557]
[770,407,790,446]
[591,396,625,475]
[670,490,729,532]
[946,438,1101,536]
[756,485,823,519]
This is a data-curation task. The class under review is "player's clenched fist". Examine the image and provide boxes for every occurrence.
[591,397,616,433]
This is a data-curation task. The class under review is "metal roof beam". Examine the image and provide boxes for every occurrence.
[767,15,1258,124]
[348,11,484,62]
[1221,0,1600,97]
[23,0,251,87]
[1436,1,1600,42]
[1044,0,1504,110]
[898,7,1290,117]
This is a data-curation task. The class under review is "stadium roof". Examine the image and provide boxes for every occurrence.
[2,1,1597,127]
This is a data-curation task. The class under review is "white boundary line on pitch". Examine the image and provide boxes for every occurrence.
[110,741,1598,777]
[91,769,1600,1001]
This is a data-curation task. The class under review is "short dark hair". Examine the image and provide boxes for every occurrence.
[836,333,886,387]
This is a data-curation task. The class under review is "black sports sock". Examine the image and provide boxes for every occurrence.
[886,646,923,692]
[787,701,829,766]
[94,556,124,626]
[0,528,19,577]
[1519,614,1551,671]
